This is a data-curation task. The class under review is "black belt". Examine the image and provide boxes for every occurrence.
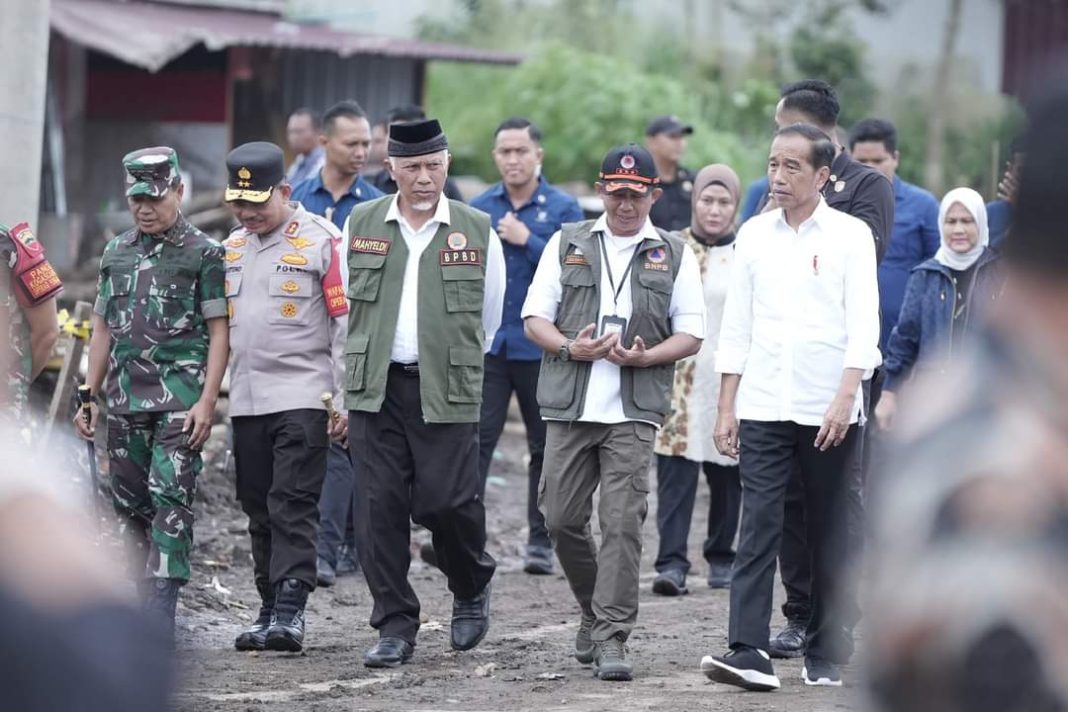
[389,362,420,376]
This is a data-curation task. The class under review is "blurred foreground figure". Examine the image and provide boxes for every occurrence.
[0,433,173,710]
[866,84,1068,711]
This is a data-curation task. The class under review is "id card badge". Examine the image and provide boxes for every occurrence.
[600,315,627,339]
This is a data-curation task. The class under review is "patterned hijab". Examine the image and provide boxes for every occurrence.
[690,164,741,243]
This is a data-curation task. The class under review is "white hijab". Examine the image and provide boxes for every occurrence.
[935,187,989,271]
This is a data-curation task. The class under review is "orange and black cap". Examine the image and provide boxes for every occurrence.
[598,144,660,194]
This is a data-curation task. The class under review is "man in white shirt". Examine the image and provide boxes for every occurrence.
[343,119,505,668]
[700,124,880,691]
[523,145,705,682]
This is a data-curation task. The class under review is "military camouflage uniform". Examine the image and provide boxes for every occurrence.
[95,149,226,582]
[0,223,62,422]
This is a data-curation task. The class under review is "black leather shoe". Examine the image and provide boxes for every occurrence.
[523,545,555,576]
[450,583,491,651]
[769,618,807,659]
[234,603,273,651]
[364,636,414,668]
[652,568,689,596]
[707,561,733,589]
[265,578,309,652]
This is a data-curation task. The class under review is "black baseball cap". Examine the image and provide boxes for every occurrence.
[224,142,285,204]
[645,115,694,137]
[598,144,659,194]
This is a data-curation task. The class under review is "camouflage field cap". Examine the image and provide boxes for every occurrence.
[123,146,182,198]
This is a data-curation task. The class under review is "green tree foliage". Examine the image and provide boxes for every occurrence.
[427,45,768,184]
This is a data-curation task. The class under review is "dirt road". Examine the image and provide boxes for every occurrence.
[173,418,862,712]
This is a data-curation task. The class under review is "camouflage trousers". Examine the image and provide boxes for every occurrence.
[108,411,200,582]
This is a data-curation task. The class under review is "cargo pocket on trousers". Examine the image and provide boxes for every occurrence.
[346,334,370,392]
[631,422,654,493]
[447,345,484,403]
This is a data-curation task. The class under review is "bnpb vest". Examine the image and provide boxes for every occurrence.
[536,220,684,425]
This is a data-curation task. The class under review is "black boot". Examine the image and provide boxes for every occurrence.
[143,578,182,631]
[265,578,309,652]
[235,582,274,651]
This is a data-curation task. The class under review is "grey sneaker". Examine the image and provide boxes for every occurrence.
[574,611,597,664]
[594,635,633,681]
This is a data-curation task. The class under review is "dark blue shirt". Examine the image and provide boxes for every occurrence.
[878,176,941,352]
[740,177,769,223]
[986,199,1012,248]
[470,176,583,361]
[291,172,384,230]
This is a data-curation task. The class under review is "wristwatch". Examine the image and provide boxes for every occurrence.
[558,340,573,361]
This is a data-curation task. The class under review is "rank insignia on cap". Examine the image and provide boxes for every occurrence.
[280,302,298,318]
[620,154,636,170]
[286,236,314,250]
[284,221,300,236]
[280,279,300,294]
[446,232,468,249]
[225,236,246,248]
[225,251,243,262]
[238,167,251,180]
[281,253,308,266]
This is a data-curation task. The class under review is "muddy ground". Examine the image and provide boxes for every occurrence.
[172,409,864,712]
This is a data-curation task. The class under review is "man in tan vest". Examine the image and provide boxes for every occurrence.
[522,144,705,681]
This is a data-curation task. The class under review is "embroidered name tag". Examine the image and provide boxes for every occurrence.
[564,253,589,266]
[643,261,670,272]
[350,237,391,255]
[440,248,482,266]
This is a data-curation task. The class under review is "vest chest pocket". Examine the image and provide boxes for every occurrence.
[442,265,484,313]
[348,251,386,302]
[345,334,370,392]
[632,267,673,344]
[267,273,313,325]
[447,345,483,403]
[558,264,597,332]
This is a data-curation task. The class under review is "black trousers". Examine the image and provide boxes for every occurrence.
[779,375,878,624]
[729,420,855,662]
[349,366,497,644]
[477,351,549,549]
[233,409,329,593]
[654,455,741,574]
[316,443,357,567]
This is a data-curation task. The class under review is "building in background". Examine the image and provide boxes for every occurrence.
[41,0,519,270]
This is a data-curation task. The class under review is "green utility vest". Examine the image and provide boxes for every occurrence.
[536,220,684,426]
[344,196,491,423]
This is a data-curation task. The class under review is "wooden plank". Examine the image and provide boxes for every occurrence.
[44,300,92,444]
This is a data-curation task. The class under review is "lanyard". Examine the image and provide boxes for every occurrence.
[598,234,641,314]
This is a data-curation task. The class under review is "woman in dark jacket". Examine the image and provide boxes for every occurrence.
[875,187,1006,429]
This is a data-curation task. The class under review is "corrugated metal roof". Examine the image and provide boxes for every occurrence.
[51,0,522,72]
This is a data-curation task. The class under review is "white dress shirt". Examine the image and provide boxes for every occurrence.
[716,198,881,426]
[522,214,706,425]
[342,195,506,364]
